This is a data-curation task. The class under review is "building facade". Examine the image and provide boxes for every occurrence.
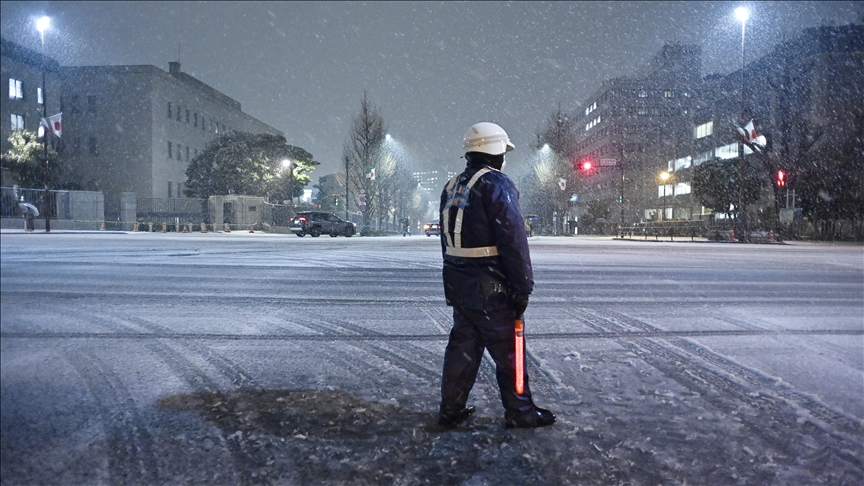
[0,37,62,186]
[2,36,283,201]
[572,25,863,230]
[59,61,282,200]
[572,43,703,226]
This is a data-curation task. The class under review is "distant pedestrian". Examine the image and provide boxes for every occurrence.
[401,217,411,237]
[438,122,556,429]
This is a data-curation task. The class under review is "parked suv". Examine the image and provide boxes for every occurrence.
[289,211,356,237]
[424,222,441,237]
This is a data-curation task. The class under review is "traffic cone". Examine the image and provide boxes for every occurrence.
[201,222,207,233]
[769,230,776,243]
[100,221,107,231]
[249,225,255,233]
[162,223,167,233]
[224,223,231,233]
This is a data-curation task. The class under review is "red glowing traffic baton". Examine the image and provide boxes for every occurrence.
[515,317,525,395]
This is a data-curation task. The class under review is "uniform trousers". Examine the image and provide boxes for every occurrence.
[440,306,536,421]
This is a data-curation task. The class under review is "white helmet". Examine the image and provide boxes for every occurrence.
[462,122,515,155]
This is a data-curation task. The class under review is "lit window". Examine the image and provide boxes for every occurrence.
[715,143,738,160]
[693,151,711,166]
[675,182,691,195]
[584,101,597,117]
[694,121,713,139]
[638,89,648,98]
[38,88,43,104]
[585,115,601,131]
[664,90,674,98]
[11,113,24,130]
[674,156,691,171]
[8,79,23,100]
[637,107,648,116]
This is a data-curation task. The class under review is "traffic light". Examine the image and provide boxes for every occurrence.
[776,169,786,187]
[576,159,594,174]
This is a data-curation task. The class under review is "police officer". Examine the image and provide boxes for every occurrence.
[438,122,556,429]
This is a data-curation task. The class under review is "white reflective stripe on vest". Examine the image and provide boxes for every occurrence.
[442,167,499,258]
[445,245,499,258]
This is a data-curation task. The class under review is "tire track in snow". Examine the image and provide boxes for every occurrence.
[63,346,161,485]
[567,307,864,480]
[590,308,864,438]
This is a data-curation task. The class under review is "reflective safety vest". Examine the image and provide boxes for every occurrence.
[441,167,499,258]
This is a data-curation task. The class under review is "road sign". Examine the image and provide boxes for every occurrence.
[600,158,617,167]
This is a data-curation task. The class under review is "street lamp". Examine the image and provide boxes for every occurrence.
[735,6,749,241]
[281,159,294,206]
[659,171,670,221]
[37,16,51,232]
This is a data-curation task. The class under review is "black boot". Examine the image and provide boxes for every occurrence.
[504,407,556,428]
[438,405,476,427]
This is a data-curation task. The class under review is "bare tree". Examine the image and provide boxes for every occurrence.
[344,92,387,230]
[526,105,579,233]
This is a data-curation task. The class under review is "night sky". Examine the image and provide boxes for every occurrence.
[1,1,860,179]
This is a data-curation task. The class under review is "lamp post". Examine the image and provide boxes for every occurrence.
[281,159,294,207]
[344,155,350,221]
[37,16,51,233]
[734,6,749,241]
[660,171,670,221]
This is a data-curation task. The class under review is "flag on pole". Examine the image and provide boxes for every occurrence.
[366,168,376,181]
[40,113,62,138]
[732,119,757,144]
[732,119,766,153]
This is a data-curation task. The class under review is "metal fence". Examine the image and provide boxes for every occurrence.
[1,187,59,218]
[135,197,206,224]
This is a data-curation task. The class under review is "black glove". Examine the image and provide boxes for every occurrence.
[510,293,529,317]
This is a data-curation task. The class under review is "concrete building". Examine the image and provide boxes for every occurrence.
[662,24,864,226]
[59,61,282,202]
[0,37,62,186]
[572,43,702,226]
[572,24,863,230]
[412,168,456,194]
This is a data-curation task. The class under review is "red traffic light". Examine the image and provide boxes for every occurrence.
[777,169,786,187]
[578,160,593,172]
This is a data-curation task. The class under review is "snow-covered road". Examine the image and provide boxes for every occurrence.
[2,232,862,484]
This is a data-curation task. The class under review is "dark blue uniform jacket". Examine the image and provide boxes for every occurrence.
[440,162,534,313]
